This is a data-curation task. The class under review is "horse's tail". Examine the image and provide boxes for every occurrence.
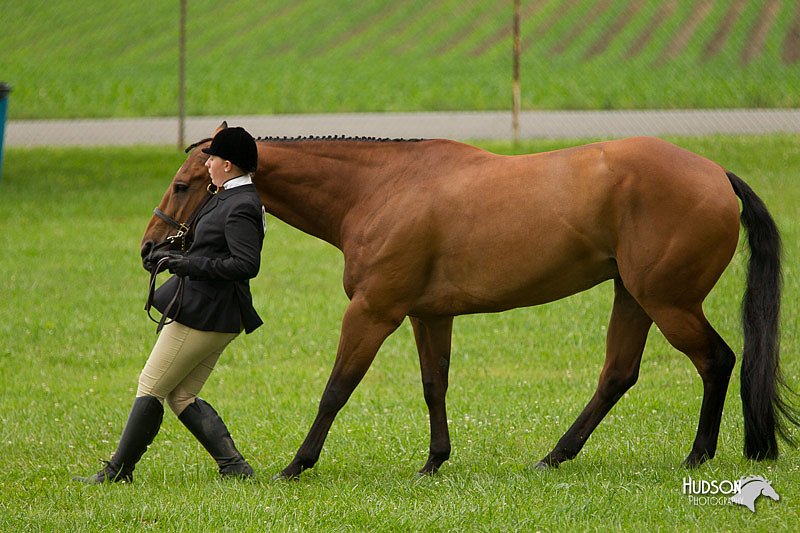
[726,171,799,460]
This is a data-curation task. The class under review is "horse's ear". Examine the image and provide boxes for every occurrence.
[213,121,228,135]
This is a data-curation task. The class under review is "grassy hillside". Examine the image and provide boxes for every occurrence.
[1,0,798,119]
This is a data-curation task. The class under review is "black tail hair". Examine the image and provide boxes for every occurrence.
[727,171,799,460]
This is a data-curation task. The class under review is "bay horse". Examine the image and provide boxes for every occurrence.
[141,122,798,479]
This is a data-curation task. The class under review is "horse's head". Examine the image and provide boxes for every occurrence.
[761,480,780,502]
[730,476,780,512]
[140,122,228,266]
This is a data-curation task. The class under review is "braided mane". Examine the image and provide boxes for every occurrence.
[255,135,424,143]
[185,135,424,153]
[184,137,212,153]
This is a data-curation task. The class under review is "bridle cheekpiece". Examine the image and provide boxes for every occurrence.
[152,183,218,252]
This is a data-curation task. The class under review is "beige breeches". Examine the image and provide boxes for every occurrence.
[137,321,238,416]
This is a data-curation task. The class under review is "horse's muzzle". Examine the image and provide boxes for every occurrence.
[140,240,156,270]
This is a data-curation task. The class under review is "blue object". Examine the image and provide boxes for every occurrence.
[0,83,10,179]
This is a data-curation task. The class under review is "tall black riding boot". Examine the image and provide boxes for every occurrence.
[178,398,254,478]
[73,395,164,484]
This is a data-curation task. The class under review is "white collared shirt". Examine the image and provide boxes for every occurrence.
[223,175,253,190]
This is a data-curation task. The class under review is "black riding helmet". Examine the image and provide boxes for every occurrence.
[202,127,258,172]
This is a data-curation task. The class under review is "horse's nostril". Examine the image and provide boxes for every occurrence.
[141,240,154,259]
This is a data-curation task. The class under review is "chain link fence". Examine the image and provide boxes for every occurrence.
[2,0,799,146]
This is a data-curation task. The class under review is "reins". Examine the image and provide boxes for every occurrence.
[145,256,185,333]
[144,183,218,333]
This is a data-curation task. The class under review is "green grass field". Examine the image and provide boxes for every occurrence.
[2,0,799,119]
[1,135,799,530]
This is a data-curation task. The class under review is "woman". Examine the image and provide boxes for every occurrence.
[74,126,265,483]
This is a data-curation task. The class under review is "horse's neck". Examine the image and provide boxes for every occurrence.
[255,142,391,249]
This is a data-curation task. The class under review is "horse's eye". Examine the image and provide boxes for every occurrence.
[173,182,190,193]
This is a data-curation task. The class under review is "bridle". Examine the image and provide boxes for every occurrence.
[145,182,218,333]
[148,138,215,254]
[151,182,218,252]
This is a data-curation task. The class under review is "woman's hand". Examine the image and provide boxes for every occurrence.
[145,251,192,276]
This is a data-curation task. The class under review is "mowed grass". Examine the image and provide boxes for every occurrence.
[1,135,799,530]
[2,0,799,119]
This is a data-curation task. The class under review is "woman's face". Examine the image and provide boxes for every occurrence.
[205,155,230,187]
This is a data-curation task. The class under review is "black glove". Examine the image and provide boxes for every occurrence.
[144,250,170,273]
[145,250,185,274]
[165,254,193,277]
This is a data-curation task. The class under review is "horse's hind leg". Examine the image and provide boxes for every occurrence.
[410,316,454,475]
[538,279,652,468]
[647,306,735,467]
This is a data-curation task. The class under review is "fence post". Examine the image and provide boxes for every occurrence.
[178,0,187,150]
[0,83,10,180]
[512,0,521,145]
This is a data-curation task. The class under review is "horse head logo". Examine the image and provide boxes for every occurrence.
[729,476,780,512]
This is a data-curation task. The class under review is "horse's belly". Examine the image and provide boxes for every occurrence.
[411,243,618,316]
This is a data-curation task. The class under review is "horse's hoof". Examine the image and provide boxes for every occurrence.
[414,468,437,479]
[416,465,439,477]
[682,451,712,469]
[271,471,299,482]
[534,460,557,470]
[681,457,705,469]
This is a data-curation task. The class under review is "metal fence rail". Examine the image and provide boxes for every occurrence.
[7,109,800,147]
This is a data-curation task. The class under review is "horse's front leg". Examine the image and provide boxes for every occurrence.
[275,295,404,480]
[410,316,454,475]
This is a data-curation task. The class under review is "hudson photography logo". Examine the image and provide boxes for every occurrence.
[682,475,780,512]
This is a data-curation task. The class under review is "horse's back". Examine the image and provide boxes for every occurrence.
[356,137,741,316]
[386,140,618,313]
